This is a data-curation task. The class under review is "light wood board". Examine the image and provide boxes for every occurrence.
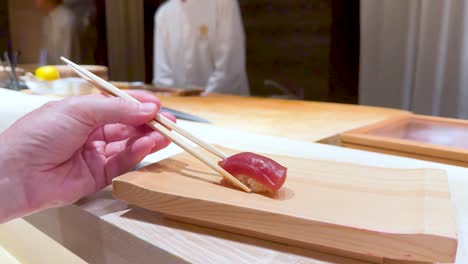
[157,94,411,142]
[340,114,468,166]
[0,219,86,264]
[16,89,411,142]
[342,143,468,168]
[113,147,457,263]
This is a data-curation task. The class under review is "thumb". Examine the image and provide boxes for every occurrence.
[62,96,159,127]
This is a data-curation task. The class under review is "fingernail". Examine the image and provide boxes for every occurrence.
[140,103,157,114]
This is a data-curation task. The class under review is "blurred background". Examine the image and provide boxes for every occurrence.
[2,0,467,119]
[1,0,359,103]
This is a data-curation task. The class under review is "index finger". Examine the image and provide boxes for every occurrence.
[87,90,161,106]
[124,90,161,106]
[85,89,160,105]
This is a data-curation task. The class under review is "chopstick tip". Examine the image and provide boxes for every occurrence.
[60,56,69,63]
[238,182,252,193]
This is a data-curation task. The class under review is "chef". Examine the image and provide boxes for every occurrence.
[36,0,79,64]
[153,0,249,96]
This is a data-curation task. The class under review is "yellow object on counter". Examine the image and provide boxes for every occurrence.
[35,66,60,81]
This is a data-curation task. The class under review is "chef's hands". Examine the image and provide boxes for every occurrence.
[0,91,175,223]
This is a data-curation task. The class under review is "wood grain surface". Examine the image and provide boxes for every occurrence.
[0,219,86,264]
[19,90,410,142]
[157,94,410,142]
[25,190,374,264]
[113,147,457,263]
[340,115,468,166]
[8,89,432,263]
[342,143,468,168]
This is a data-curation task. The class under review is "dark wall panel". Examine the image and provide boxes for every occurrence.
[143,0,164,84]
[328,0,360,104]
[0,0,10,53]
[240,0,332,100]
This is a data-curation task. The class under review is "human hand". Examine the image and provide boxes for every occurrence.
[0,91,175,223]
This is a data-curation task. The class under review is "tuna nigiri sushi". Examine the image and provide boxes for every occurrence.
[218,152,287,193]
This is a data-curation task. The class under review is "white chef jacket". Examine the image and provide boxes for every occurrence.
[153,0,249,95]
[42,5,79,65]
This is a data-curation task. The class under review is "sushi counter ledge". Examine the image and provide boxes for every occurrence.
[156,94,411,143]
[4,89,466,263]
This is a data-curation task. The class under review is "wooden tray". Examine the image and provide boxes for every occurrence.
[340,114,468,167]
[112,147,457,263]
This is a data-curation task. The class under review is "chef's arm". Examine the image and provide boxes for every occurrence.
[205,0,248,94]
[153,13,174,87]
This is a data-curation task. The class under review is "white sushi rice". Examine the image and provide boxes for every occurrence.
[236,174,267,193]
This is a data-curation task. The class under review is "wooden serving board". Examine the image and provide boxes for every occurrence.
[112,147,457,263]
[340,114,468,167]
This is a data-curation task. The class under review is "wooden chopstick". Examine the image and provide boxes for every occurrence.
[63,58,228,159]
[61,57,251,193]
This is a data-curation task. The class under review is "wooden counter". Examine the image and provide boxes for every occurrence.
[4,90,427,263]
[18,90,411,142]
[158,94,410,142]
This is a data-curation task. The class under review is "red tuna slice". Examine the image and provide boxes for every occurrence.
[218,152,287,193]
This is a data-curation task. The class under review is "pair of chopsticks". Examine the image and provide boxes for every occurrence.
[60,57,252,193]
